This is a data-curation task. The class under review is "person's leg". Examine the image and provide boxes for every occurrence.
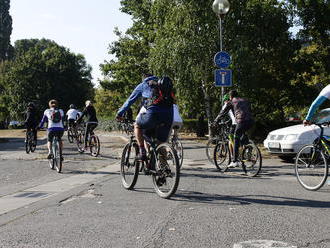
[47,131,53,158]
[84,123,90,148]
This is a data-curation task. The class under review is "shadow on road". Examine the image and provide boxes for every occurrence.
[0,138,47,151]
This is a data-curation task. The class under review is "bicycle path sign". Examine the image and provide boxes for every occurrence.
[214,69,232,87]
[214,51,231,68]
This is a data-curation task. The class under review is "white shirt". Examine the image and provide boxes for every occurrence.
[41,108,65,130]
[319,85,330,99]
[66,109,80,120]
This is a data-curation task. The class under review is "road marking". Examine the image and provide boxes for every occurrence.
[233,240,297,248]
[0,162,119,216]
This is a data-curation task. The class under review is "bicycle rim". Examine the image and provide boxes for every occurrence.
[295,145,328,190]
[172,137,184,168]
[67,129,74,143]
[214,142,230,172]
[25,133,31,154]
[152,144,180,199]
[206,138,218,164]
[76,132,85,153]
[54,140,62,173]
[90,135,100,157]
[120,142,139,189]
[241,143,262,177]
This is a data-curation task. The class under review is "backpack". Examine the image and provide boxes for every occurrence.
[149,77,174,107]
[50,109,62,123]
[232,97,252,122]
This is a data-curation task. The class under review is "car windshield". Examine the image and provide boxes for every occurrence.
[312,108,330,124]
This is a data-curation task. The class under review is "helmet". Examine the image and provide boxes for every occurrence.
[69,104,76,109]
[223,94,229,101]
[158,76,173,95]
[27,102,34,108]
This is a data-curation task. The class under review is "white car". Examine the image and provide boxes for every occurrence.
[263,108,330,160]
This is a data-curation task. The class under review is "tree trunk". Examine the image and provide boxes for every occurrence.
[201,80,213,138]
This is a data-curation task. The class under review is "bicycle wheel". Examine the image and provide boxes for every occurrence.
[67,128,74,143]
[214,141,230,171]
[295,144,328,191]
[152,143,180,199]
[53,139,62,173]
[121,142,139,190]
[25,132,31,154]
[171,136,184,168]
[89,135,100,157]
[241,142,262,177]
[206,138,218,164]
[76,131,85,153]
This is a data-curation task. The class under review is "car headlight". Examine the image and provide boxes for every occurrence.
[285,134,298,141]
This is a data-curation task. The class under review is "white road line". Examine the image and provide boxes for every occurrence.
[0,163,119,216]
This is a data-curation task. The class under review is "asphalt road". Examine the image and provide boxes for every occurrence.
[0,131,329,248]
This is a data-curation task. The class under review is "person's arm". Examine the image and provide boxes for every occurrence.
[214,102,232,123]
[25,111,30,124]
[305,95,328,121]
[117,83,143,117]
[39,113,48,128]
[76,108,87,123]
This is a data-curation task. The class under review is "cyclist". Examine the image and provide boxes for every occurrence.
[117,75,174,161]
[303,84,330,126]
[39,99,65,160]
[24,102,38,144]
[213,90,253,168]
[66,104,80,128]
[76,100,98,150]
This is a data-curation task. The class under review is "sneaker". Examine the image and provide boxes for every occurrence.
[228,161,239,168]
[47,153,53,159]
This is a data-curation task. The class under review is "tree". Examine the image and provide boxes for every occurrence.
[0,0,13,61]
[1,39,94,119]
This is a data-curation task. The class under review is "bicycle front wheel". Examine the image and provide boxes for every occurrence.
[171,136,184,168]
[89,135,100,157]
[241,142,262,177]
[53,139,62,173]
[152,143,180,199]
[214,141,230,172]
[295,145,328,191]
[121,142,139,190]
[206,138,218,164]
[76,132,85,153]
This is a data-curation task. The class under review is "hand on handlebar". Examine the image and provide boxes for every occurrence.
[116,115,124,122]
[303,120,311,126]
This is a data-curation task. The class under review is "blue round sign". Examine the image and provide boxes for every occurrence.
[214,51,231,68]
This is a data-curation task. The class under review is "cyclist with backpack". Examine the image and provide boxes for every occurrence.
[116,74,174,161]
[213,90,254,168]
[39,99,65,159]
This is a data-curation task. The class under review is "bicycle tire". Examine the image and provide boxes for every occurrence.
[53,139,62,173]
[206,138,218,164]
[89,135,100,157]
[25,132,31,154]
[295,144,328,191]
[76,131,85,153]
[121,142,140,190]
[152,143,180,199]
[67,128,74,143]
[30,138,36,152]
[241,142,262,177]
[171,136,184,168]
[213,141,230,172]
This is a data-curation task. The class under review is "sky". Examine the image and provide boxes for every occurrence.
[9,0,133,86]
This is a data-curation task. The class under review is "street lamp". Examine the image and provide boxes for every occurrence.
[212,0,230,105]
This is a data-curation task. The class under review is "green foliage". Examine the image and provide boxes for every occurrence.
[0,0,13,61]
[0,39,94,120]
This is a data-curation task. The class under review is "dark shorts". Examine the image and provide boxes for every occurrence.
[68,119,75,127]
[136,109,173,142]
[48,130,64,142]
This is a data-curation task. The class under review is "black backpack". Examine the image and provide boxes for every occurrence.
[232,97,252,122]
[50,109,62,123]
[149,77,174,107]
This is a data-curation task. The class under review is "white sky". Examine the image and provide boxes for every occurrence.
[10,0,133,86]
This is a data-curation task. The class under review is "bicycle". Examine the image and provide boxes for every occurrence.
[119,120,180,199]
[25,129,37,154]
[48,135,63,173]
[295,121,329,191]
[170,126,184,168]
[205,120,232,167]
[76,121,100,157]
[213,126,262,177]
[67,122,77,143]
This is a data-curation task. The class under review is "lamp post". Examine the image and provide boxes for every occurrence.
[212,0,230,105]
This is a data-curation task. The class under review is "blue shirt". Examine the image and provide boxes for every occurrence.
[117,76,158,117]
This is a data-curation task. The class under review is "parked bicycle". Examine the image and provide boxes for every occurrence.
[119,120,180,199]
[295,121,329,191]
[213,123,262,177]
[25,129,37,154]
[48,135,63,173]
[170,125,183,168]
[76,121,100,157]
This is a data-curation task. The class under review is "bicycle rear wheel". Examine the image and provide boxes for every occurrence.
[53,139,62,173]
[121,142,139,190]
[67,128,74,143]
[152,143,180,199]
[241,142,262,177]
[25,132,31,154]
[295,145,328,191]
[171,136,184,168]
[89,135,100,157]
[214,141,230,171]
